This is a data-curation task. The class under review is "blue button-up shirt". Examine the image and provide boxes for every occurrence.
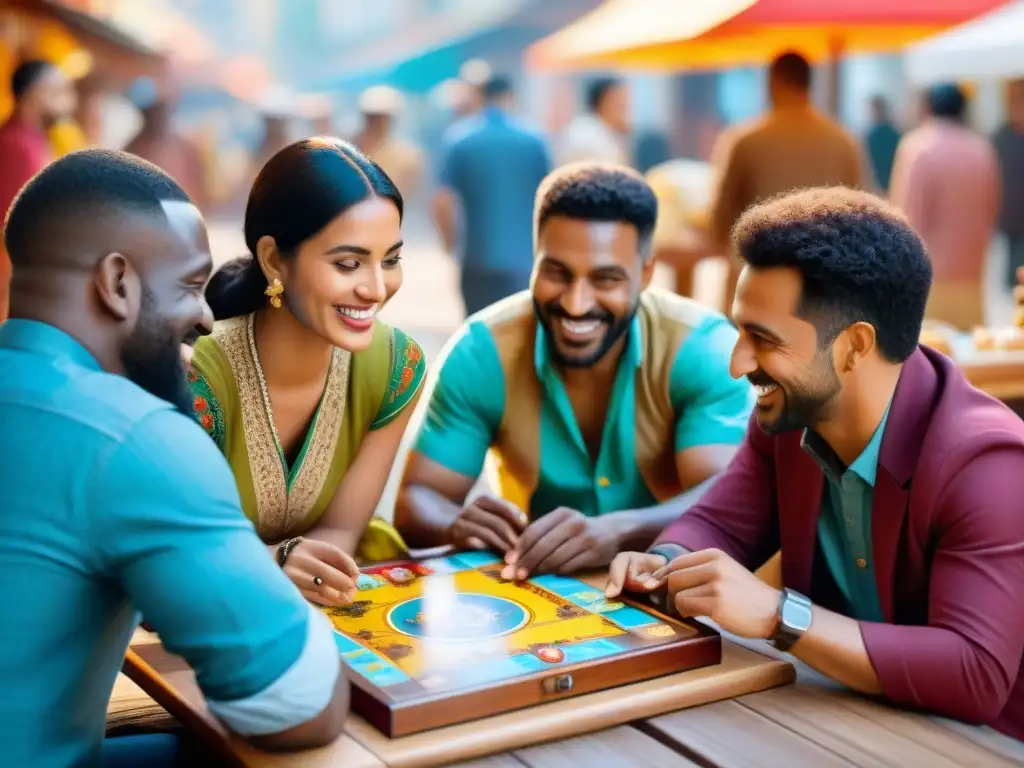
[439,106,553,275]
[0,320,339,767]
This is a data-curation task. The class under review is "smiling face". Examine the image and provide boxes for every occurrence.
[532,215,653,368]
[271,196,403,351]
[729,265,842,434]
[119,201,214,414]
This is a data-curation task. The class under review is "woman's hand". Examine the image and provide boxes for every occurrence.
[282,538,359,607]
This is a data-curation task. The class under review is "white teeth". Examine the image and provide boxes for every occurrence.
[337,304,378,320]
[561,318,600,335]
[755,384,779,398]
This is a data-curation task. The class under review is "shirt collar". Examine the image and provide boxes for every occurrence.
[801,402,892,487]
[534,313,644,379]
[0,319,102,372]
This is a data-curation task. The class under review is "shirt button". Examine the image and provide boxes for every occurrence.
[856,558,867,569]
[597,476,611,488]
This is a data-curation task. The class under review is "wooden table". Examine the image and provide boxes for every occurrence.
[108,632,1024,767]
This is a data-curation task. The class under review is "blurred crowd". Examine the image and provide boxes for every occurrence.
[2,49,1023,334]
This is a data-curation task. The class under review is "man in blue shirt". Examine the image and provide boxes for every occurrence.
[431,74,553,316]
[0,150,348,766]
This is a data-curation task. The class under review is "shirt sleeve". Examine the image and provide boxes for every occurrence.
[370,327,427,430]
[90,409,340,736]
[670,315,755,452]
[437,137,463,191]
[860,446,1024,725]
[413,321,505,478]
[187,365,227,450]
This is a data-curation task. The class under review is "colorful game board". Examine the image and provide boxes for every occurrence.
[321,552,721,736]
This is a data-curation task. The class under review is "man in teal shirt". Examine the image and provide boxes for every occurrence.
[397,163,753,579]
[0,150,348,766]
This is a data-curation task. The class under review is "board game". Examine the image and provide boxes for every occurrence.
[321,551,721,737]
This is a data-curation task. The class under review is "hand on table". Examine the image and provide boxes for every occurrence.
[283,538,359,607]
[501,507,620,580]
[647,548,780,639]
[447,494,527,554]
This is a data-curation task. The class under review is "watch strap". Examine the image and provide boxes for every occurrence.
[773,588,813,652]
[647,543,687,564]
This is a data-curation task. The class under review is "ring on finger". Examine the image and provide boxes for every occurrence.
[313,576,324,587]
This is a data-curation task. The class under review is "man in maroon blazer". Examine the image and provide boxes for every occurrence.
[607,187,1024,740]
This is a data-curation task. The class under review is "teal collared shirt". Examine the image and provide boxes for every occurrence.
[801,406,891,622]
[415,307,753,518]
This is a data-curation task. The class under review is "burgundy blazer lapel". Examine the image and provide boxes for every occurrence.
[777,435,824,594]
[871,348,937,621]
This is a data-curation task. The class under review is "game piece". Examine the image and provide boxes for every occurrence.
[322,552,721,737]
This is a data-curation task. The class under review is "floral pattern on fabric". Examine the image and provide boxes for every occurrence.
[370,329,426,431]
[188,366,226,450]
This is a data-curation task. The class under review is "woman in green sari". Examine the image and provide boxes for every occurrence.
[187,137,425,607]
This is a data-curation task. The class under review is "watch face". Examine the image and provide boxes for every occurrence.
[781,591,813,633]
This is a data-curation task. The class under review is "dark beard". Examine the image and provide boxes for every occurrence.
[120,290,195,416]
[751,347,842,435]
[534,297,639,369]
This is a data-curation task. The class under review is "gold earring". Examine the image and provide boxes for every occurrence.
[264,278,284,309]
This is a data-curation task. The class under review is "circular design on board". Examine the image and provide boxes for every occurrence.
[386,593,530,642]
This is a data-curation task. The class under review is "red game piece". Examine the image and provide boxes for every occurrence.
[535,647,564,663]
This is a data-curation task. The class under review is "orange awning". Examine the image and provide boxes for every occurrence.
[526,0,1013,71]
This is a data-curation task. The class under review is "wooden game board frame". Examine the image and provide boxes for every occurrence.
[343,586,722,738]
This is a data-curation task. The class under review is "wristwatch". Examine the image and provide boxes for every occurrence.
[772,588,813,652]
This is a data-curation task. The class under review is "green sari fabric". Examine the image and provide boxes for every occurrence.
[188,312,425,561]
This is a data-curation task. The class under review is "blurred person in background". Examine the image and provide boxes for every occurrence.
[864,95,901,193]
[124,77,210,214]
[557,77,631,167]
[353,85,423,201]
[993,79,1024,293]
[432,74,552,316]
[0,59,75,324]
[706,51,865,312]
[889,83,999,330]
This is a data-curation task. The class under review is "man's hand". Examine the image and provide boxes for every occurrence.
[501,507,620,580]
[653,548,780,639]
[447,494,527,554]
[283,539,359,607]
[605,551,669,598]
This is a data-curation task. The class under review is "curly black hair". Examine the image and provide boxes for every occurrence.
[534,162,659,260]
[731,186,933,363]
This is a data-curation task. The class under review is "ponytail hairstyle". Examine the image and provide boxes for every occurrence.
[204,136,404,320]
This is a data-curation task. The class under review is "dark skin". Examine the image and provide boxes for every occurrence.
[396,215,737,579]
[9,200,350,751]
[608,265,900,696]
[9,201,213,372]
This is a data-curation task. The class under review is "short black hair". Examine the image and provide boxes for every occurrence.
[4,149,191,268]
[535,162,659,259]
[585,77,623,113]
[207,137,403,320]
[770,52,812,91]
[11,59,55,100]
[483,75,514,101]
[732,186,932,363]
[927,83,966,121]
